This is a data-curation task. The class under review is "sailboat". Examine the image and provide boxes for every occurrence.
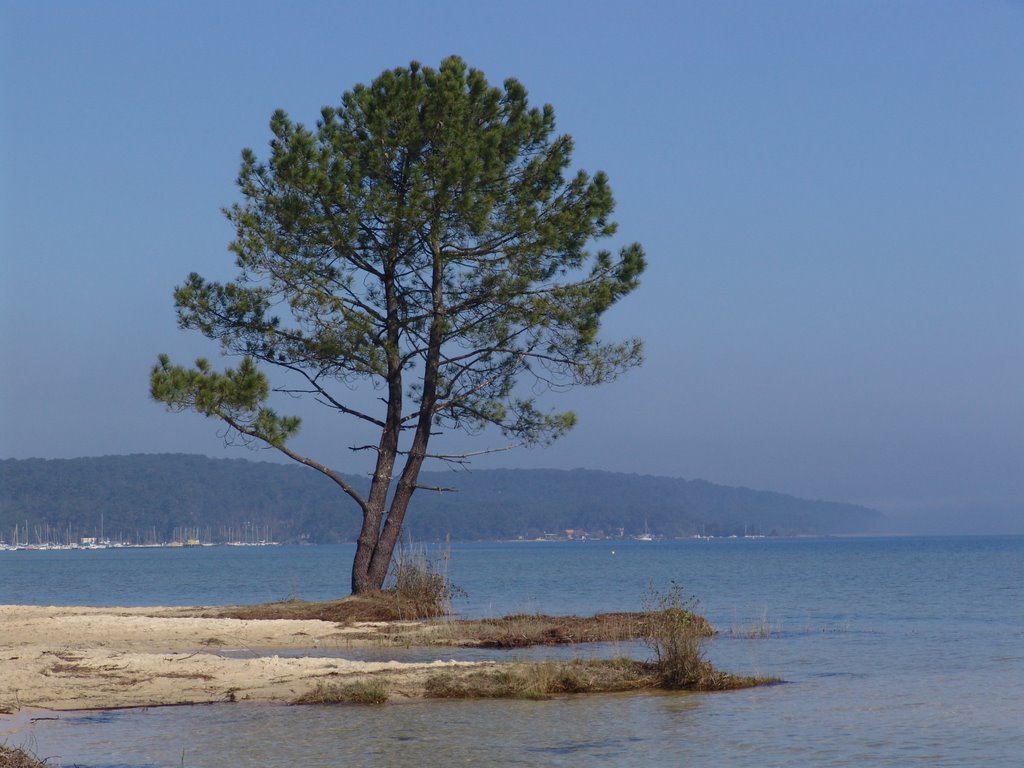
[634,520,654,541]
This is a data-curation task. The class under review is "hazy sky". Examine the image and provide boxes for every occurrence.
[2,1,1021,533]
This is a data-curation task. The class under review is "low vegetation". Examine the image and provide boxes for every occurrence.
[641,582,715,688]
[193,594,411,623]
[419,584,775,699]
[441,609,712,648]
[425,659,652,699]
[386,544,464,619]
[0,745,48,768]
[194,559,716,650]
[423,658,772,700]
[292,680,389,706]
[188,567,779,702]
[189,601,712,649]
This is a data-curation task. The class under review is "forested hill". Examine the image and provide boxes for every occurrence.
[0,454,884,543]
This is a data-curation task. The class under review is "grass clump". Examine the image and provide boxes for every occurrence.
[385,543,464,620]
[448,609,712,649]
[640,582,778,691]
[424,655,775,700]
[293,680,389,706]
[455,612,654,648]
[642,582,712,689]
[425,659,653,700]
[0,745,48,768]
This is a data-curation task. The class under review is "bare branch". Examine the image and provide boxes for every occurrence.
[219,413,368,514]
[271,364,387,429]
[424,443,523,461]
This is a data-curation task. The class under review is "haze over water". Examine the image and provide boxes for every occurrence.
[5,536,1022,766]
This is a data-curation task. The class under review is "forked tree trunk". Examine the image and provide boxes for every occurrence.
[351,468,393,593]
[349,463,425,593]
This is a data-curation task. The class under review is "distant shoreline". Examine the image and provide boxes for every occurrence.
[1,533,967,554]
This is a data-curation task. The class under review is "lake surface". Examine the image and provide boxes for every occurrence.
[2,537,1022,766]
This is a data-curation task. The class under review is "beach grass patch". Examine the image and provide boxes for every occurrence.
[293,680,389,706]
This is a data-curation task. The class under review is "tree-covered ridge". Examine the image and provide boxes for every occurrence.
[0,455,883,544]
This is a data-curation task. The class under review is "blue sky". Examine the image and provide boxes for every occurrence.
[2,1,1021,532]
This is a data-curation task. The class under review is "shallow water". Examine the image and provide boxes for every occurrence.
[3,536,1023,766]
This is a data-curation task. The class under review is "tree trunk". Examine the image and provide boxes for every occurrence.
[349,461,427,593]
[364,471,419,589]
[350,280,404,593]
[351,228,443,594]
[350,500,385,593]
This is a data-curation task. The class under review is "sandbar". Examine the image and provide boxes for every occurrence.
[0,605,480,712]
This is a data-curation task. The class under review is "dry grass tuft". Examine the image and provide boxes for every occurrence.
[386,544,464,619]
[293,680,389,706]
[636,582,782,691]
[642,582,717,689]
[0,745,48,768]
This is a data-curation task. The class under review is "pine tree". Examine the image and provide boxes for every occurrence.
[151,57,645,593]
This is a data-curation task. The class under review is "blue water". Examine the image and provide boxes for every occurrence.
[2,537,1023,766]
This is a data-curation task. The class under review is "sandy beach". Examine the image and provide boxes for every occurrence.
[0,605,479,712]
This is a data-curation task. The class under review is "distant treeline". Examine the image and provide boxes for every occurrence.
[0,454,884,544]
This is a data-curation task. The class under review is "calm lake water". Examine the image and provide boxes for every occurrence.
[2,537,1022,766]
